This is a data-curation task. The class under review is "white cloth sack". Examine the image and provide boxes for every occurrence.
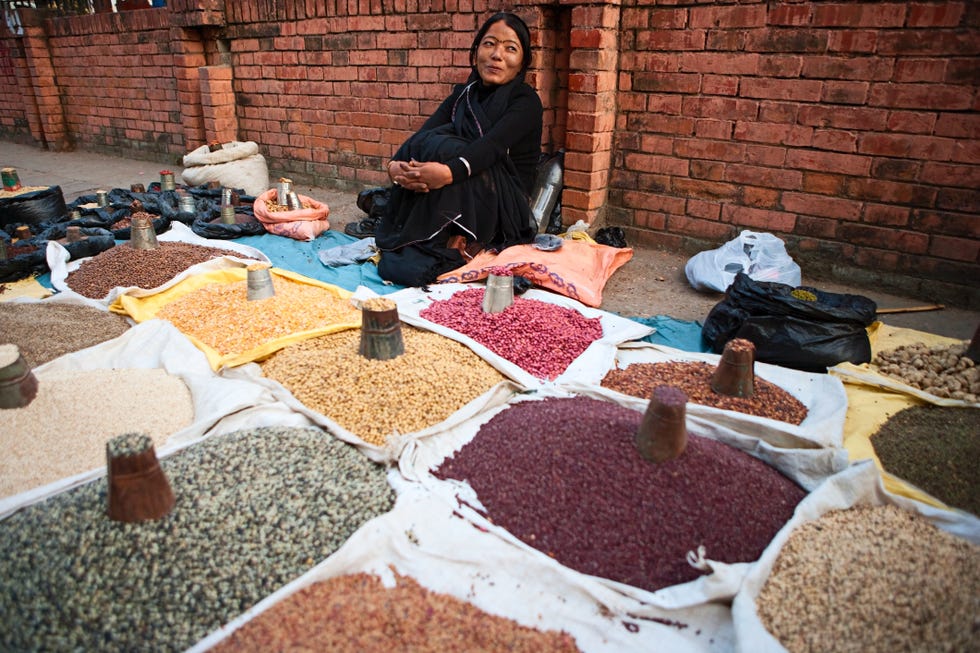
[730,460,980,652]
[0,319,313,520]
[46,221,270,308]
[570,342,849,450]
[685,230,801,293]
[398,387,849,612]
[390,283,654,388]
[180,141,269,197]
[188,473,736,653]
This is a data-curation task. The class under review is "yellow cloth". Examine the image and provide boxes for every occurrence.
[110,267,359,370]
[0,276,52,301]
[833,323,969,510]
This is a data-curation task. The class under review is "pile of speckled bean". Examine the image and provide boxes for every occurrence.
[602,361,808,424]
[1,367,194,499]
[875,342,979,402]
[0,302,131,366]
[435,396,806,591]
[419,288,603,380]
[261,326,506,445]
[0,426,395,652]
[66,241,257,298]
[210,571,581,652]
[156,275,360,356]
[755,504,979,652]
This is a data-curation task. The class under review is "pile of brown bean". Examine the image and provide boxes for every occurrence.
[434,396,806,592]
[66,241,258,298]
[602,361,808,424]
[0,426,395,653]
[261,326,505,445]
[419,288,603,380]
[875,342,979,402]
[0,302,130,366]
[157,276,360,357]
[210,571,581,652]
[756,504,980,653]
[1,367,194,499]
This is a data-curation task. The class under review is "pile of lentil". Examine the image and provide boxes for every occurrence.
[872,405,979,515]
[261,326,505,445]
[874,342,979,402]
[755,504,980,652]
[1,367,193,499]
[66,241,258,298]
[0,301,131,366]
[434,396,807,591]
[210,571,581,652]
[419,288,604,380]
[0,426,395,652]
[156,275,360,356]
[601,361,808,424]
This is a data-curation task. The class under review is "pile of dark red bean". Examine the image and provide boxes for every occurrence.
[602,361,808,424]
[434,396,806,592]
[66,241,258,298]
[419,288,603,380]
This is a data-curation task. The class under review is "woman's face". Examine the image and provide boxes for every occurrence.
[474,20,524,86]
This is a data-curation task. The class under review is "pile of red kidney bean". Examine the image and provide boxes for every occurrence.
[435,396,807,592]
[419,288,603,380]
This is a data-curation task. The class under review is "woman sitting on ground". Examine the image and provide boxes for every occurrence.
[346,12,543,287]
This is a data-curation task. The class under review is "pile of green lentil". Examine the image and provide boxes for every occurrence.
[0,426,395,652]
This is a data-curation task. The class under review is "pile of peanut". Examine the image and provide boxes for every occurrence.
[874,342,979,402]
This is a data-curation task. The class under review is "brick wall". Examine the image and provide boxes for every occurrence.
[610,0,979,305]
[0,0,977,306]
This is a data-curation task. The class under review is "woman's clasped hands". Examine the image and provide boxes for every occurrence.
[388,159,452,193]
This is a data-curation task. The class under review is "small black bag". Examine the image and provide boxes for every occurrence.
[702,272,877,373]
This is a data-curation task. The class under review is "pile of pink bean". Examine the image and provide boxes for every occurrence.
[419,288,603,380]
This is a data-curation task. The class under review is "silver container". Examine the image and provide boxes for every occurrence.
[160,171,176,191]
[130,215,160,250]
[220,204,236,224]
[276,178,292,204]
[0,343,39,410]
[178,194,196,215]
[246,266,276,300]
[221,187,233,205]
[482,273,514,313]
[95,190,109,208]
[286,191,302,211]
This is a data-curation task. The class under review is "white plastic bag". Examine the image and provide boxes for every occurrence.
[684,230,801,293]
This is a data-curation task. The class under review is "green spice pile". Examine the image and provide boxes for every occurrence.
[872,404,979,515]
[0,426,395,652]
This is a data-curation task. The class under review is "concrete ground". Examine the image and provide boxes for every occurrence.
[2,140,977,341]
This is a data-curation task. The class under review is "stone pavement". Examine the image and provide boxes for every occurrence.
[2,140,977,341]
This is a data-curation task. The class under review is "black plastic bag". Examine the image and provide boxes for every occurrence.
[191,213,266,239]
[0,186,68,227]
[0,233,48,283]
[40,225,116,261]
[702,272,877,373]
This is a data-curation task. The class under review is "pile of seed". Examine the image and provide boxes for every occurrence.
[874,342,979,402]
[434,396,806,591]
[0,185,48,198]
[872,405,979,515]
[210,571,581,652]
[261,326,505,445]
[0,302,131,366]
[0,426,395,653]
[1,367,193,499]
[756,504,980,653]
[419,288,603,380]
[66,241,257,298]
[157,276,360,357]
[264,198,314,212]
[602,361,808,424]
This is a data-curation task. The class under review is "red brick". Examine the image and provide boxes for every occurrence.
[907,2,966,27]
[802,55,892,81]
[782,191,862,220]
[734,121,813,147]
[911,210,980,239]
[678,52,759,75]
[686,198,721,220]
[935,113,980,139]
[689,5,766,28]
[827,30,878,54]
[786,150,871,176]
[796,215,839,239]
[648,8,687,29]
[723,205,797,232]
[672,177,739,201]
[726,163,804,191]
[813,4,906,28]
[667,214,735,241]
[674,138,745,163]
[635,29,706,51]
[920,162,980,189]
[886,111,938,135]
[813,129,858,153]
[742,187,781,209]
[869,83,974,110]
[859,134,954,160]
[862,203,910,227]
[624,152,689,176]
[838,223,929,253]
[745,144,788,167]
[928,235,979,262]
[871,158,921,182]
[769,5,811,27]
[844,178,937,207]
[740,78,823,102]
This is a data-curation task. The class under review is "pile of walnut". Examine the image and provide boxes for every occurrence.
[874,342,979,402]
